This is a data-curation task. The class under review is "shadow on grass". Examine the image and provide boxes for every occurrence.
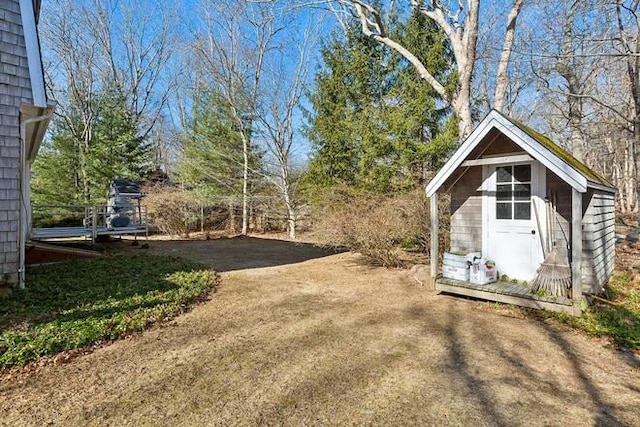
[0,254,214,367]
[539,304,640,370]
[123,236,346,272]
[436,301,634,425]
[536,318,630,427]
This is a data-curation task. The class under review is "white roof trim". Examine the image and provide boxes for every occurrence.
[20,0,47,108]
[21,102,55,162]
[588,181,616,194]
[425,115,496,197]
[425,110,588,197]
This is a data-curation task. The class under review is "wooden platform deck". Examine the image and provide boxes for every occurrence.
[436,276,578,315]
[31,225,147,241]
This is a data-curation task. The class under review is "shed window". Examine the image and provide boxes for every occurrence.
[496,165,531,220]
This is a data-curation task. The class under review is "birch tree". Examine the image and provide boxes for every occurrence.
[257,20,318,239]
[331,0,525,138]
[194,0,279,235]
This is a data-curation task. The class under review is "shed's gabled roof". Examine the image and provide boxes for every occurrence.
[425,110,615,197]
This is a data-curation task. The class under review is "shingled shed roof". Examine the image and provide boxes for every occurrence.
[425,110,615,197]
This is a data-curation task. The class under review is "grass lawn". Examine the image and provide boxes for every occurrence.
[1,239,638,426]
[0,254,216,368]
[546,271,640,350]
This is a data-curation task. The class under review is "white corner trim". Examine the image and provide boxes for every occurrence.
[481,164,489,258]
[19,0,47,108]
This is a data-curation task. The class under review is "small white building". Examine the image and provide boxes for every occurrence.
[426,110,616,315]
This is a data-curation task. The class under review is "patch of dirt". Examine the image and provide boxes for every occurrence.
[1,235,639,426]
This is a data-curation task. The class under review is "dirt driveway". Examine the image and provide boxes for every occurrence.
[1,236,639,426]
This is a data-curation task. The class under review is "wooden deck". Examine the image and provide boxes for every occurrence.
[436,276,578,315]
[31,225,147,241]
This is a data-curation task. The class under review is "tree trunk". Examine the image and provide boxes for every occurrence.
[455,84,474,139]
[242,132,249,236]
[280,164,296,240]
[81,126,91,203]
[556,1,586,162]
[494,0,524,112]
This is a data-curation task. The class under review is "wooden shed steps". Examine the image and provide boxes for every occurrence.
[436,276,578,315]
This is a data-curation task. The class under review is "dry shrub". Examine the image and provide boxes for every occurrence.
[312,187,430,267]
[143,186,200,237]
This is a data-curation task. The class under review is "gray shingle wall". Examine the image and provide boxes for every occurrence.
[450,166,483,253]
[0,0,33,284]
[581,190,616,294]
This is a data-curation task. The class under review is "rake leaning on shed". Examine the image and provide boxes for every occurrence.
[532,191,572,297]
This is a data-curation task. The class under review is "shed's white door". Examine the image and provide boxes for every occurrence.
[483,162,546,281]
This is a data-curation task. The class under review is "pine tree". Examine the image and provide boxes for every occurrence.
[303,12,457,195]
[176,91,262,198]
[31,122,82,206]
[32,91,154,205]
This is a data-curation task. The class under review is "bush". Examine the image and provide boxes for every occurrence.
[144,186,201,236]
[311,187,430,267]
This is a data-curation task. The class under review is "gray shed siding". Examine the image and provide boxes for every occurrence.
[0,0,33,284]
[581,190,616,293]
[545,170,572,263]
[449,166,482,253]
[543,170,615,294]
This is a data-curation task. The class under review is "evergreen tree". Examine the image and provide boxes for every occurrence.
[31,122,81,206]
[91,92,153,184]
[32,91,154,205]
[303,11,457,194]
[176,91,262,198]
[304,26,387,190]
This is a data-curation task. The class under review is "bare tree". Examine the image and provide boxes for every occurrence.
[257,15,319,239]
[614,0,639,213]
[42,0,101,202]
[494,0,524,112]
[331,0,525,138]
[528,0,638,212]
[41,0,175,202]
[194,0,281,235]
[554,0,589,162]
[88,0,174,139]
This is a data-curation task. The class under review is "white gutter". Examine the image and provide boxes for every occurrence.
[18,109,54,290]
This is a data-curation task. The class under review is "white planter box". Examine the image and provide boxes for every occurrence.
[443,253,469,268]
[442,264,470,281]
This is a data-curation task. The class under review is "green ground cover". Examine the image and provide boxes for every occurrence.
[0,254,215,368]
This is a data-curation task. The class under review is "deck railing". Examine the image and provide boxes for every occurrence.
[31,204,148,242]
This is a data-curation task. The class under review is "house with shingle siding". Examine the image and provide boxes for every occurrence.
[1,0,54,288]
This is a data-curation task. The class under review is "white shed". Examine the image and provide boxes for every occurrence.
[425,110,616,315]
